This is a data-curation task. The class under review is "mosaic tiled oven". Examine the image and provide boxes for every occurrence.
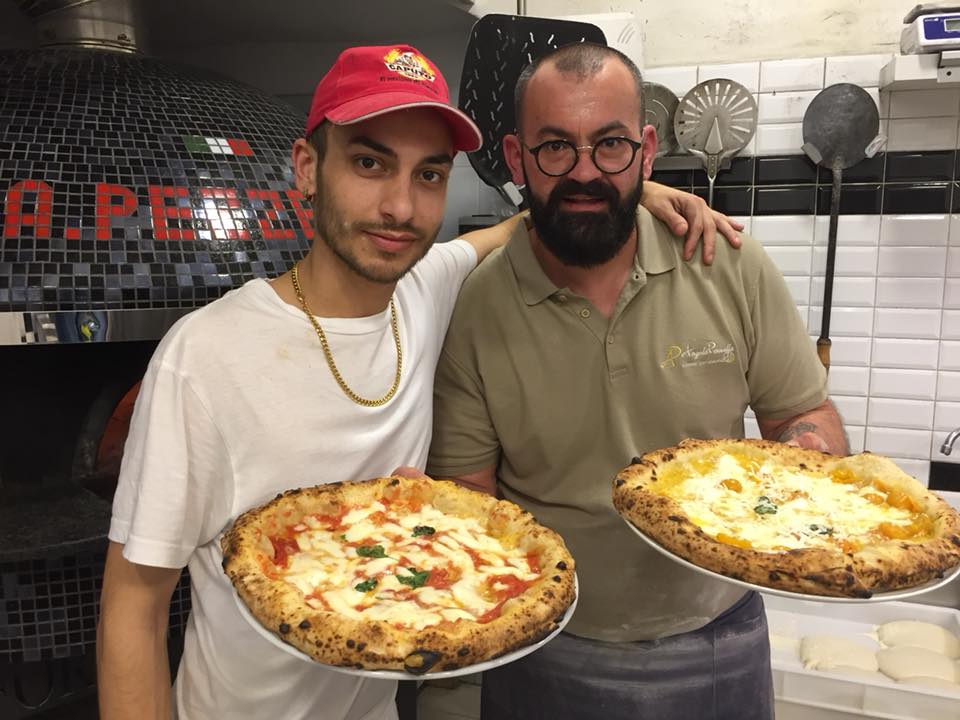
[0,3,311,715]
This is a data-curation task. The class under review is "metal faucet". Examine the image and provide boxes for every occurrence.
[941,428,960,455]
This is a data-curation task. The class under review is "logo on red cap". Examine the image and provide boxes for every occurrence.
[383,49,436,83]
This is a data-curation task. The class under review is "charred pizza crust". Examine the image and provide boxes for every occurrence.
[221,476,575,674]
[612,439,960,597]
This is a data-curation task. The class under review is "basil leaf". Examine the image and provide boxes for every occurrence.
[809,524,834,536]
[354,578,378,592]
[339,534,347,541]
[397,567,430,589]
[356,544,387,558]
[753,496,778,515]
[412,525,436,537]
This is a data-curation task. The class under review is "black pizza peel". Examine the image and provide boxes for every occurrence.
[458,13,607,207]
[801,84,882,372]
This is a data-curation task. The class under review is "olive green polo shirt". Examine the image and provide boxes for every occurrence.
[427,207,828,642]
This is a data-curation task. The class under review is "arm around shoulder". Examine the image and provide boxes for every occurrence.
[97,541,183,720]
[457,212,526,262]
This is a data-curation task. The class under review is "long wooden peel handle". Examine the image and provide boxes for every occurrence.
[817,337,831,373]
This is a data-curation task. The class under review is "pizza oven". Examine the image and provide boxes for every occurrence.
[0,1,313,715]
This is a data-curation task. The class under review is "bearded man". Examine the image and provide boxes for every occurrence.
[427,42,845,720]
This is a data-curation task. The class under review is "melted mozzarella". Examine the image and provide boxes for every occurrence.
[277,503,539,629]
[660,454,919,551]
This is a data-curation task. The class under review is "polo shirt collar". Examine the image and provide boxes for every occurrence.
[505,218,557,306]
[505,205,679,307]
[634,205,679,275]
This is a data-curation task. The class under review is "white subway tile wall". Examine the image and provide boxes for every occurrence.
[698,62,760,93]
[888,117,958,152]
[759,58,825,92]
[755,123,805,156]
[814,215,881,246]
[643,65,698,98]
[440,52,960,483]
[824,54,892,87]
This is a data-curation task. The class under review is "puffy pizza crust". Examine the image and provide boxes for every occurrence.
[612,439,960,598]
[221,476,576,674]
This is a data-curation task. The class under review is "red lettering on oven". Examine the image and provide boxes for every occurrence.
[3,179,53,239]
[246,189,295,240]
[149,185,196,241]
[95,183,137,240]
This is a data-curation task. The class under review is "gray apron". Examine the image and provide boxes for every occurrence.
[480,591,774,720]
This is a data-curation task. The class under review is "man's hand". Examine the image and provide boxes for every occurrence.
[757,400,849,456]
[640,181,744,265]
[390,465,427,479]
[779,423,831,452]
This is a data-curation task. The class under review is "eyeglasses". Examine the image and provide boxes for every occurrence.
[522,136,644,177]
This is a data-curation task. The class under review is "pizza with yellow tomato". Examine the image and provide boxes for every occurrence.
[612,439,960,597]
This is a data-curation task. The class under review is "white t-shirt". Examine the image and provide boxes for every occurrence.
[108,240,477,720]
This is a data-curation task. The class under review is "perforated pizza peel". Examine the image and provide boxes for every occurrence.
[458,13,607,207]
[673,79,757,207]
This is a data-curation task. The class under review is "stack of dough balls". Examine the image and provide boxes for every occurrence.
[799,620,960,692]
[876,620,960,690]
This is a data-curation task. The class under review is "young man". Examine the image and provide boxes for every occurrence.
[427,44,847,720]
[96,44,740,720]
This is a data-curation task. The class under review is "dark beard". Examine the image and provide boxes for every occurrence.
[525,171,642,268]
[311,178,436,284]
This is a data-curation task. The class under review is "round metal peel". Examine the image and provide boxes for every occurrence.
[801,83,882,372]
[673,79,758,206]
[643,82,678,157]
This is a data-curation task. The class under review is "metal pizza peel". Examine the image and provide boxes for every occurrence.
[644,81,679,157]
[801,83,883,372]
[673,79,758,207]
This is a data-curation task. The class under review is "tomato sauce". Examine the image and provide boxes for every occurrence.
[488,573,533,602]
[313,507,350,531]
[269,535,300,568]
[425,566,460,590]
[464,547,486,570]
[476,574,534,623]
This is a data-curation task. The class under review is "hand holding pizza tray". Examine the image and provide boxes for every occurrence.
[220,475,578,678]
[613,439,960,603]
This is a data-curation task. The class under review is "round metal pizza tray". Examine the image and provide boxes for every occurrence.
[232,573,579,679]
[622,518,960,603]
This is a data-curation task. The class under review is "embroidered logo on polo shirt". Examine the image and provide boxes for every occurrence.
[660,340,735,369]
[383,49,436,82]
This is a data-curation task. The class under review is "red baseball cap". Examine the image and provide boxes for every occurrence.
[305,45,482,153]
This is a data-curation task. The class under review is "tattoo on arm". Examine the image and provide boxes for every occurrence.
[778,421,820,443]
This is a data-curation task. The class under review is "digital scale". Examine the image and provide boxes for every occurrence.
[901,4,960,54]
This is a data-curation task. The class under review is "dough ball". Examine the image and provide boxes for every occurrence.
[877,620,960,659]
[899,676,960,693]
[800,635,879,672]
[877,647,957,683]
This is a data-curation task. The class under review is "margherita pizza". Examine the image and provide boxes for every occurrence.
[612,439,960,597]
[221,475,576,674]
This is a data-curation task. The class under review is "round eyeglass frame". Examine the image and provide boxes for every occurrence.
[522,136,644,177]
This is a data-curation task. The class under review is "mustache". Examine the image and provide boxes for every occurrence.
[352,221,426,241]
[548,179,619,208]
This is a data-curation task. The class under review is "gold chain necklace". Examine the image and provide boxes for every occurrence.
[290,263,402,407]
